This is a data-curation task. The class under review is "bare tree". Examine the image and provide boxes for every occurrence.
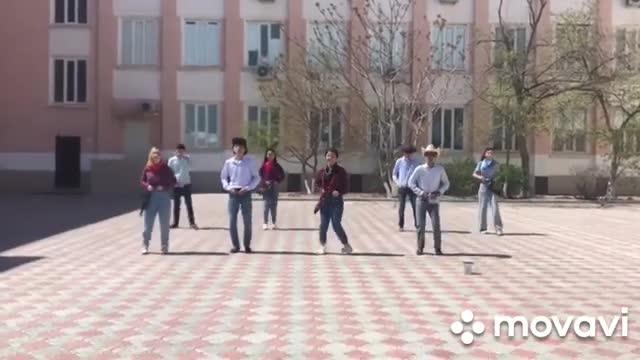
[478,0,614,197]
[309,0,460,197]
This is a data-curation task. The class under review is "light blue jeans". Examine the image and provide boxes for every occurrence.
[478,187,503,232]
[142,191,171,250]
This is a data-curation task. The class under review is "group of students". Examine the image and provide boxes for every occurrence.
[139,137,503,256]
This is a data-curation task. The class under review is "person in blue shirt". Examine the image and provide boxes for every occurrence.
[392,145,422,231]
[168,144,198,230]
[472,147,503,235]
[220,137,261,253]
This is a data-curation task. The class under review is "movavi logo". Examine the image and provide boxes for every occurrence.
[494,307,629,339]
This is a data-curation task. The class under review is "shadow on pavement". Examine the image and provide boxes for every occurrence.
[1,195,138,252]
[195,226,229,231]
[0,256,45,272]
[500,232,547,237]
[164,252,229,256]
[439,253,512,259]
[272,228,317,231]
[251,250,404,257]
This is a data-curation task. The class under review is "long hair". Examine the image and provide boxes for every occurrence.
[146,147,162,168]
[480,147,494,162]
[262,148,278,165]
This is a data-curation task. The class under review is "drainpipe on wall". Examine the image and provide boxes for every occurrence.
[93,0,100,162]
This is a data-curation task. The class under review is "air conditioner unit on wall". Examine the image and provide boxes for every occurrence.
[627,0,640,7]
[440,0,459,4]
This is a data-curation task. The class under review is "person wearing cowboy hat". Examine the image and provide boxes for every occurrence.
[408,144,450,256]
[392,145,422,231]
[220,137,261,254]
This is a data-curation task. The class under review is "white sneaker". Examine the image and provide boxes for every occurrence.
[480,230,489,235]
[496,229,504,236]
[341,244,353,255]
[141,247,149,255]
[262,224,268,230]
[317,245,326,255]
[270,224,277,230]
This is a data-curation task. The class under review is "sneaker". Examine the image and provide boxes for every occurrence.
[170,224,178,229]
[399,226,404,232]
[480,230,489,235]
[190,223,199,230]
[161,248,169,255]
[262,224,269,230]
[496,228,504,236]
[317,245,326,255]
[230,248,240,254]
[434,249,443,256]
[141,247,149,255]
[341,244,353,255]
[245,247,253,254]
[416,249,423,256]
[270,224,277,230]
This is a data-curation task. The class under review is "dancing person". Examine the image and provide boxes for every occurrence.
[220,137,261,254]
[314,148,353,255]
[409,145,450,256]
[392,145,421,231]
[473,147,503,235]
[259,148,285,230]
[168,144,198,230]
[140,147,176,255]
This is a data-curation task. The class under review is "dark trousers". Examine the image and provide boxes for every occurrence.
[172,184,195,225]
[416,199,442,251]
[228,192,252,250]
[398,186,417,229]
[319,196,349,245]
[263,186,279,224]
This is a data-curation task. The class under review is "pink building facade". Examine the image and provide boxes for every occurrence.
[1,0,639,194]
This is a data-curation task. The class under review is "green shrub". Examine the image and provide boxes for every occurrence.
[443,158,477,196]
[494,164,525,198]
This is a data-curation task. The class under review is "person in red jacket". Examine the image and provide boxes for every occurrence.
[314,148,353,255]
[140,147,177,255]
[258,148,285,230]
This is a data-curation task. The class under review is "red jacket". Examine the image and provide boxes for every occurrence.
[140,163,177,190]
[314,164,349,196]
[259,161,285,183]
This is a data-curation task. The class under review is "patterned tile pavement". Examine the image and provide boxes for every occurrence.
[1,194,639,359]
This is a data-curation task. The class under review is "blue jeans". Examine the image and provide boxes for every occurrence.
[228,192,252,249]
[319,196,349,245]
[263,186,279,224]
[142,191,171,250]
[416,199,441,251]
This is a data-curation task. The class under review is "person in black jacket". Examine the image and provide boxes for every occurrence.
[258,148,285,230]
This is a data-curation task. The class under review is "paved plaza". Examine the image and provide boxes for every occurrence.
[1,194,639,359]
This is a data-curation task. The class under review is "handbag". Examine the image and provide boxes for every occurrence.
[139,191,151,216]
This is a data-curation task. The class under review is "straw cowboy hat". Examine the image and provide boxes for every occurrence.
[422,144,440,156]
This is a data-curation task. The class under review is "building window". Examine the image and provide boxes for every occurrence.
[492,112,519,151]
[433,25,466,71]
[370,24,408,73]
[432,107,464,150]
[184,20,221,66]
[247,23,283,67]
[184,104,219,149]
[494,26,527,68]
[121,19,159,66]
[555,24,590,72]
[553,109,587,152]
[308,22,347,69]
[614,112,640,154]
[616,28,640,72]
[369,107,407,150]
[309,107,343,150]
[248,106,280,148]
[54,0,87,24]
[53,58,87,104]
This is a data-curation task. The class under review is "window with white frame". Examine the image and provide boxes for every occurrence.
[54,0,87,24]
[431,107,464,150]
[553,108,587,152]
[492,111,519,151]
[248,106,280,148]
[494,26,527,68]
[309,107,343,150]
[370,24,408,73]
[121,19,159,66]
[308,22,347,69]
[246,23,283,67]
[369,107,407,150]
[615,28,640,72]
[184,104,219,149]
[432,25,466,71]
[555,24,591,72]
[184,20,221,66]
[53,58,87,104]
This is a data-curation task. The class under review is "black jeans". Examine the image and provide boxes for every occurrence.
[172,184,195,226]
[398,187,417,229]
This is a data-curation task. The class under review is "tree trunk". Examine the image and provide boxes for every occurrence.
[609,153,620,200]
[517,135,531,198]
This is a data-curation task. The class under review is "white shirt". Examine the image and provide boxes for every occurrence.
[168,155,191,186]
[408,163,450,202]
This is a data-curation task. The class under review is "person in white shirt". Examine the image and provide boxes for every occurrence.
[168,144,198,230]
[408,144,450,256]
[392,145,422,231]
